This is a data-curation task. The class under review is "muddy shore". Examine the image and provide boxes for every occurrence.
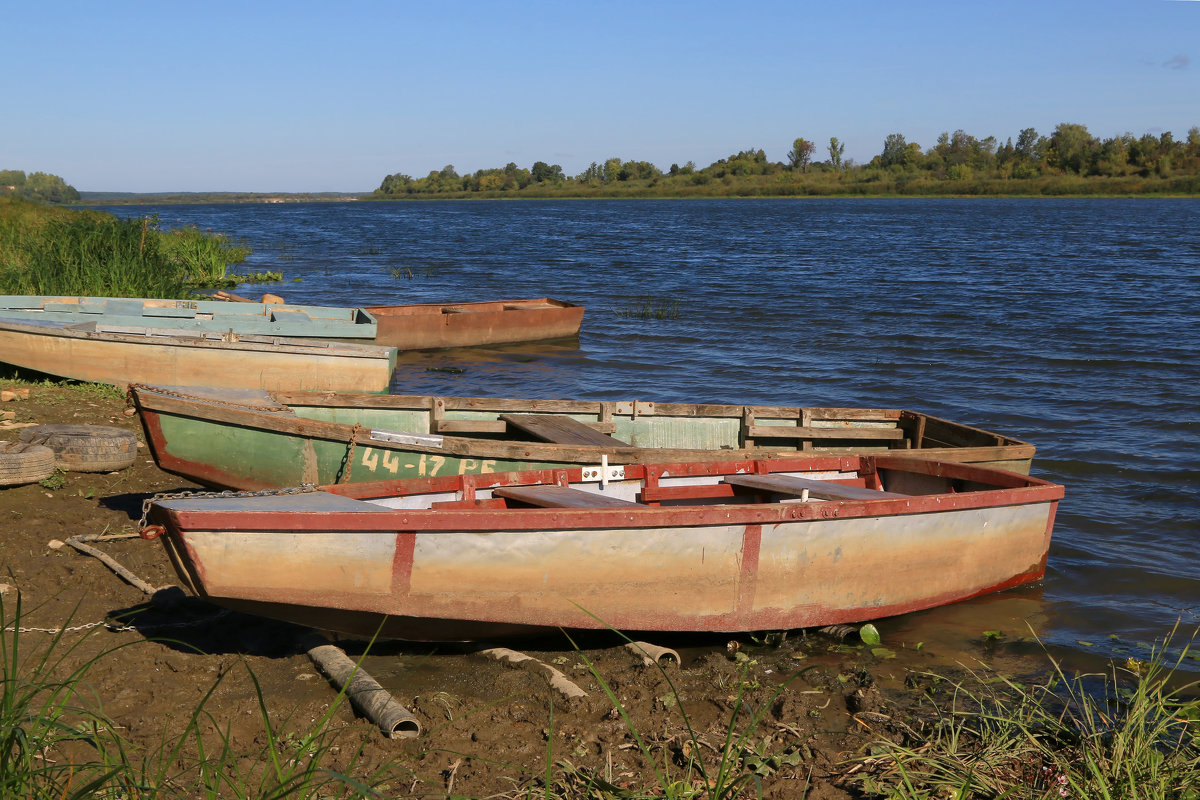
[1,382,1048,798]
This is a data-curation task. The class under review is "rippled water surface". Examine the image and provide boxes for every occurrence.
[98,198,1200,671]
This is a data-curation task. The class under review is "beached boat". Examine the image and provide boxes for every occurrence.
[0,317,397,393]
[0,295,378,339]
[130,384,1036,490]
[141,454,1063,640]
[364,297,582,349]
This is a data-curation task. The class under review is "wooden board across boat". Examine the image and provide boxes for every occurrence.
[0,295,378,338]
[143,454,1063,640]
[364,297,582,350]
[130,384,1037,490]
[0,317,397,393]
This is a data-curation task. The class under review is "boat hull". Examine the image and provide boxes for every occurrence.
[0,296,378,338]
[0,319,397,393]
[366,298,582,349]
[148,455,1061,640]
[132,386,1037,490]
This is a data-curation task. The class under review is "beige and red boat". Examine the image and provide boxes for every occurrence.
[0,316,397,393]
[364,297,582,350]
[142,454,1062,641]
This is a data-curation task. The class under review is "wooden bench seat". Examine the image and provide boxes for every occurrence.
[745,425,905,441]
[493,485,646,508]
[722,474,906,501]
[499,413,629,447]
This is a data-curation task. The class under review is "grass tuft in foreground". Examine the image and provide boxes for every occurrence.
[851,626,1200,800]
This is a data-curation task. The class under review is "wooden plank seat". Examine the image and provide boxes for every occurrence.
[722,474,907,501]
[745,425,905,441]
[435,419,508,434]
[493,485,646,508]
[499,413,629,447]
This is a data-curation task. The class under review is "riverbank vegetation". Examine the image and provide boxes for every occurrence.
[373,122,1200,199]
[0,196,250,297]
[0,170,79,204]
[4,582,1197,799]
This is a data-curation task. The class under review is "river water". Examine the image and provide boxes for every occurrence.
[96,198,1200,674]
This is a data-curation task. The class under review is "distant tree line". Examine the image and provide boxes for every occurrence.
[0,170,80,204]
[372,122,1200,199]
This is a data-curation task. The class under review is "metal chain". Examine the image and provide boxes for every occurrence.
[4,608,233,636]
[125,382,293,414]
[138,484,318,529]
[341,423,363,484]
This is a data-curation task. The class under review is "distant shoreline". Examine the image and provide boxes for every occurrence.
[76,189,1200,205]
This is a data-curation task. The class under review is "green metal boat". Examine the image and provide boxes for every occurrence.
[0,295,377,338]
[132,384,1036,491]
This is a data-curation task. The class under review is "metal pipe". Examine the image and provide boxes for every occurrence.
[299,632,421,738]
[625,641,681,666]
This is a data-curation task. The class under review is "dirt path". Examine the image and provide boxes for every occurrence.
[1,382,1000,798]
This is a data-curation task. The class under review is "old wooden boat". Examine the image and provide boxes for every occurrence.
[364,297,582,349]
[142,454,1063,640]
[0,295,378,339]
[131,384,1037,490]
[0,317,397,393]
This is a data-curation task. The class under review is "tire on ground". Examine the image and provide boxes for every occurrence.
[0,442,57,486]
[19,424,138,473]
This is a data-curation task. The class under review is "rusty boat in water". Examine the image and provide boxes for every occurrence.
[142,454,1063,641]
[364,297,582,350]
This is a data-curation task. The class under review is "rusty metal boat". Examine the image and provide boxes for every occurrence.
[364,297,582,350]
[130,384,1037,490]
[143,454,1062,640]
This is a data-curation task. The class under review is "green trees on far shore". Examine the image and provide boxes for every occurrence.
[372,121,1200,199]
[0,170,80,204]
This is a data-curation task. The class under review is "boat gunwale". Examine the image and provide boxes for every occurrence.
[154,454,1063,534]
[0,317,397,359]
[132,385,1037,455]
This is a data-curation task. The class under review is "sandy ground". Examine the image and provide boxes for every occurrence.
[0,382,962,798]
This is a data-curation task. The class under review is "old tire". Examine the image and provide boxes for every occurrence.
[0,442,57,486]
[19,424,138,473]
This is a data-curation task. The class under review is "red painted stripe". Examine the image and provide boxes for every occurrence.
[391,531,415,597]
[735,524,762,618]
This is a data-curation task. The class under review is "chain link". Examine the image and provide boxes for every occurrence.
[139,484,318,529]
[126,382,293,414]
[341,423,363,484]
[4,608,233,636]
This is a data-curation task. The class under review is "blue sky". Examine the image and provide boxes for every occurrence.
[4,0,1197,193]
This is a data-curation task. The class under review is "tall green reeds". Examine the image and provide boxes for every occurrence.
[0,198,248,298]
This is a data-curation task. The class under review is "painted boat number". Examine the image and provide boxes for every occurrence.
[358,447,498,476]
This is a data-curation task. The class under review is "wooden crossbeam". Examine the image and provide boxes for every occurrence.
[745,425,905,441]
[493,485,645,508]
[722,474,906,501]
[500,414,629,447]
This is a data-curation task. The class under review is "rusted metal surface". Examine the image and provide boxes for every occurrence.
[148,455,1063,640]
[366,297,583,350]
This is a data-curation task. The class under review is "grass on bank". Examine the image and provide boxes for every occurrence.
[5,576,1199,800]
[852,626,1200,800]
[0,196,250,298]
